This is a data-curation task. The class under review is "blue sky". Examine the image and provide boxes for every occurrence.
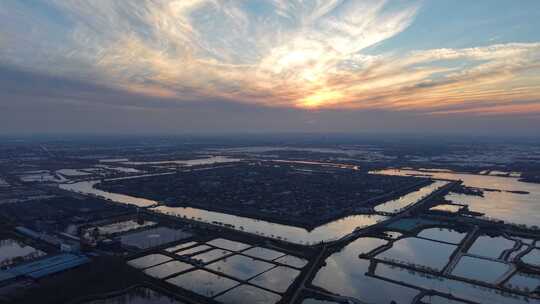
[0,1,539,135]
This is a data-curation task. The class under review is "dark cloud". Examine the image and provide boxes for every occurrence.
[1,63,539,136]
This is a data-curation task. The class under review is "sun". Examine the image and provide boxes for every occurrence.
[298,90,344,109]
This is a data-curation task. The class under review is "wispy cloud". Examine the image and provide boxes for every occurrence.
[1,0,539,116]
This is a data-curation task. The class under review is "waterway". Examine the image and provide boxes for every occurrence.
[59,172,454,245]
[373,169,540,227]
[60,180,391,245]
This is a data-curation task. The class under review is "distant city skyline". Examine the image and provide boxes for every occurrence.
[1,1,539,135]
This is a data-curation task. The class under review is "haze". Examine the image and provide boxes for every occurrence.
[1,0,540,135]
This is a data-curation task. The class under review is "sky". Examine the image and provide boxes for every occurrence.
[1,0,539,135]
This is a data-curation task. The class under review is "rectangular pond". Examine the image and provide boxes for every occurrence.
[166,269,239,298]
[175,245,212,257]
[191,249,233,264]
[377,237,456,271]
[375,262,534,304]
[128,254,172,269]
[417,227,466,244]
[274,255,308,269]
[505,272,540,292]
[242,247,285,261]
[522,248,540,267]
[206,239,251,252]
[206,255,275,281]
[214,284,281,304]
[83,287,184,304]
[452,256,510,284]
[249,266,300,293]
[468,235,515,259]
[143,260,194,279]
[120,227,192,250]
[164,241,198,253]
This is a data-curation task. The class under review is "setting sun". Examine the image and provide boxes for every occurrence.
[298,90,344,109]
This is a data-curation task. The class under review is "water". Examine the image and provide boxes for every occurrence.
[206,238,251,252]
[522,248,540,267]
[249,266,300,293]
[313,237,420,304]
[205,255,275,280]
[301,299,341,304]
[376,263,537,304]
[374,181,449,214]
[61,179,387,245]
[60,168,454,245]
[155,206,385,245]
[377,237,457,271]
[175,245,211,256]
[417,228,466,244]
[143,260,194,279]
[166,269,239,298]
[430,204,462,213]
[242,247,285,260]
[452,256,510,283]
[119,227,192,250]
[60,181,158,208]
[0,239,46,267]
[122,156,240,166]
[192,249,233,264]
[505,272,540,292]
[214,284,281,304]
[95,220,157,235]
[164,241,198,253]
[387,218,441,231]
[374,169,540,227]
[128,254,172,269]
[468,236,516,259]
[57,169,92,177]
[83,287,184,304]
[420,295,469,304]
[274,255,308,268]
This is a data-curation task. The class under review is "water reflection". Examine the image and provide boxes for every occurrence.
[62,180,386,245]
[505,272,540,292]
[417,228,466,244]
[83,287,183,304]
[214,284,281,304]
[374,169,540,227]
[166,269,239,298]
[375,263,536,304]
[522,248,540,267]
[377,237,456,271]
[60,181,157,208]
[250,266,300,293]
[312,237,420,304]
[122,156,240,166]
[375,181,448,214]
[154,206,384,245]
[468,235,515,259]
[206,255,274,280]
[452,256,509,284]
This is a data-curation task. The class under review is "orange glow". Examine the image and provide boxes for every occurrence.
[297,90,344,109]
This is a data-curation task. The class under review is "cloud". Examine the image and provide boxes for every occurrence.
[0,0,539,117]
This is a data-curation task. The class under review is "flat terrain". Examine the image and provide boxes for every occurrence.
[98,163,423,228]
